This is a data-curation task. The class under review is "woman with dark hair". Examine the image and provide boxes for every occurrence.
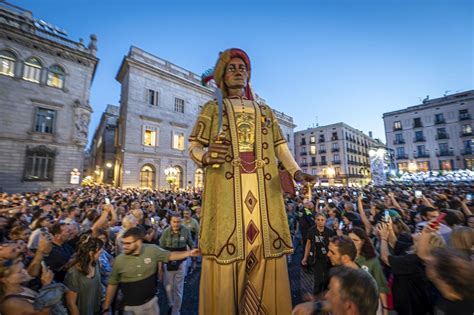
[64,234,103,315]
[348,227,389,315]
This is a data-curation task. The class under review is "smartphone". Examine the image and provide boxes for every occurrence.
[149,201,154,206]
[380,196,385,201]
[429,212,447,229]
[327,198,333,203]
[319,199,325,204]
[338,221,344,230]
[467,194,472,201]
[151,217,156,224]
[328,193,332,197]
[383,210,390,223]
[415,190,422,198]
[105,197,111,205]
[352,191,357,196]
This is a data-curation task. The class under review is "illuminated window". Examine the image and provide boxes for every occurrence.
[47,65,65,88]
[142,126,158,146]
[310,145,316,155]
[172,131,185,150]
[397,162,408,172]
[35,108,55,133]
[393,121,402,130]
[0,50,16,76]
[416,161,429,172]
[23,57,42,83]
[310,136,316,143]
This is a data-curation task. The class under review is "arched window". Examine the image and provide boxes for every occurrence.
[24,145,56,181]
[139,164,155,189]
[23,57,42,83]
[0,50,16,77]
[174,165,183,189]
[47,64,65,88]
[194,168,204,189]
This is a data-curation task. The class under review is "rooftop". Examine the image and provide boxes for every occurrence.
[0,0,97,55]
[383,90,474,117]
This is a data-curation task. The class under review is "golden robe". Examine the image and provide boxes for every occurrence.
[189,97,300,314]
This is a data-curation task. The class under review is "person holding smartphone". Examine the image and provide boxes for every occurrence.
[301,213,335,296]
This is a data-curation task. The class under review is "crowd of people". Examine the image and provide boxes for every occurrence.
[0,183,473,314]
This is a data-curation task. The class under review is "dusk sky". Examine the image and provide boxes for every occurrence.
[13,0,473,146]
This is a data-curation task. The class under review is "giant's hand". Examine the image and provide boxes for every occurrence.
[294,171,317,185]
[202,141,231,166]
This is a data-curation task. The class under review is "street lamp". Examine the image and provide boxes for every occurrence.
[106,162,113,168]
[164,166,178,190]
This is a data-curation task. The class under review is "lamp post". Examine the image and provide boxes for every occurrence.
[164,166,178,191]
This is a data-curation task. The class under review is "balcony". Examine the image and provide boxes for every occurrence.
[319,150,326,154]
[310,162,317,166]
[435,134,449,140]
[319,161,327,166]
[415,152,430,158]
[331,137,338,141]
[318,138,326,143]
[300,152,307,156]
[413,122,423,129]
[333,160,341,165]
[436,150,454,157]
[299,141,306,146]
[413,136,426,143]
[393,126,403,131]
[462,148,473,155]
[434,118,445,125]
[331,147,340,152]
[301,163,308,167]
[396,154,409,160]
[460,131,473,137]
[393,139,405,145]
[459,113,471,121]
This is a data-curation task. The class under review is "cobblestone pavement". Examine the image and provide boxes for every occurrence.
[158,245,313,314]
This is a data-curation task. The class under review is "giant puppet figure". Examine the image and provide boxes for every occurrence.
[189,48,316,314]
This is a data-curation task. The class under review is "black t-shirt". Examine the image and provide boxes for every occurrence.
[44,243,74,283]
[435,296,474,315]
[306,227,335,259]
[389,253,434,315]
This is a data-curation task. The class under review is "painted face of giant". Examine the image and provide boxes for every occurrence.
[224,58,248,91]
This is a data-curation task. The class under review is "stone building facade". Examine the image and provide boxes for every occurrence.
[383,91,474,172]
[294,123,378,186]
[89,104,119,185]
[0,1,98,192]
[115,46,296,190]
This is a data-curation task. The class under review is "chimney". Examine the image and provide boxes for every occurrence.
[368,131,373,138]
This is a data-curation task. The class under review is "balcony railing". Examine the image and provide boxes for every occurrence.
[413,136,426,142]
[310,162,317,166]
[435,134,449,140]
[331,137,338,141]
[331,147,340,152]
[460,114,471,121]
[393,126,403,131]
[415,153,430,158]
[333,160,341,165]
[462,148,473,155]
[460,131,473,137]
[300,152,307,156]
[318,150,326,154]
[299,142,306,146]
[301,163,308,167]
[436,150,454,157]
[319,161,327,166]
[318,138,325,143]
[434,118,445,125]
[413,122,423,128]
[393,139,405,145]
[396,154,409,160]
